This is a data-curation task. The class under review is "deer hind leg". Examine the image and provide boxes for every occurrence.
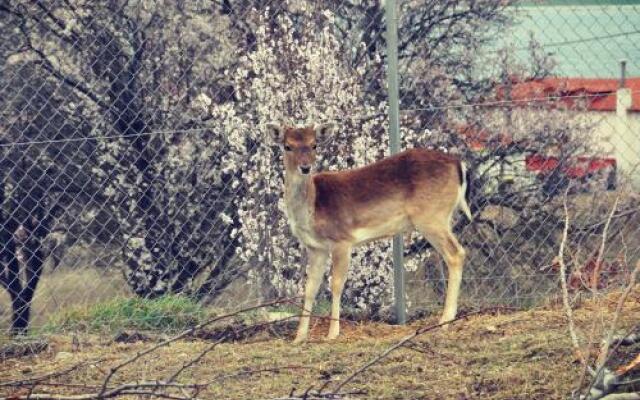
[327,244,351,340]
[415,220,466,325]
[294,248,329,344]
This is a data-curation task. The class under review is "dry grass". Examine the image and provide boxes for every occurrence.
[1,288,637,400]
[0,267,132,332]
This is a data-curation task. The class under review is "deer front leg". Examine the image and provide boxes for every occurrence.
[327,244,350,340]
[294,248,328,344]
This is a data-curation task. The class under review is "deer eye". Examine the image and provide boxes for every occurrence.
[312,144,317,150]
[284,145,292,151]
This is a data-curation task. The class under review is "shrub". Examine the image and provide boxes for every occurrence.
[44,295,205,333]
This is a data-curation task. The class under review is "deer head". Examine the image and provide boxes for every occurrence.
[266,123,334,175]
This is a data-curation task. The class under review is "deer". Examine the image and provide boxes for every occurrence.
[266,123,472,343]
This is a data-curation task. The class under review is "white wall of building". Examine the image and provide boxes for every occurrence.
[480,89,640,191]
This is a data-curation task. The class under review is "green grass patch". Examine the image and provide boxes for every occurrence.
[43,295,206,333]
[264,299,332,317]
[263,299,372,322]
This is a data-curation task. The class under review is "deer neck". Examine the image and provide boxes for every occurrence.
[284,171,317,242]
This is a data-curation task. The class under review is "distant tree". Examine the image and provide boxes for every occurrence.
[0,22,96,332]
[0,0,245,332]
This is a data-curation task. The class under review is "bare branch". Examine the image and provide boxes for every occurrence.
[590,197,619,290]
[558,194,639,400]
[0,382,200,400]
[97,298,294,397]
[211,365,313,383]
[598,261,640,368]
[0,359,105,388]
[1,300,299,400]
[610,333,640,347]
[558,187,594,376]
[616,353,640,376]
[328,311,480,395]
[270,391,367,400]
[165,315,298,383]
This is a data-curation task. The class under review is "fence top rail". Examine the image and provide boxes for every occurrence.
[1,90,637,149]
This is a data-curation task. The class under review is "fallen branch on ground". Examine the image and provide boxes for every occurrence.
[616,354,640,376]
[0,338,48,360]
[584,262,640,400]
[1,298,299,400]
[610,333,640,347]
[165,315,299,383]
[96,297,296,397]
[3,381,206,400]
[323,311,481,396]
[271,390,368,400]
[0,359,105,388]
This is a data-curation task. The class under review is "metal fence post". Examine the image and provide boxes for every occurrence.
[384,0,406,325]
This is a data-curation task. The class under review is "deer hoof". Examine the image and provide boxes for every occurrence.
[326,330,339,341]
[292,335,308,345]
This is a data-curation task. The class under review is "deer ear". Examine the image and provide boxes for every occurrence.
[315,123,335,144]
[265,123,283,144]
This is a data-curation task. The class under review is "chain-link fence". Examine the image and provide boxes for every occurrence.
[0,0,638,337]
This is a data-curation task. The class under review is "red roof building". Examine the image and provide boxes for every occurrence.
[496,77,640,112]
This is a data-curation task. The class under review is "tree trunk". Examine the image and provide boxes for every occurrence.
[0,182,47,334]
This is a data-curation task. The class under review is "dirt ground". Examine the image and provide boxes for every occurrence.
[1,290,638,400]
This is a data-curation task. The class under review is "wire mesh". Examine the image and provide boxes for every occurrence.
[395,0,640,317]
[0,0,638,340]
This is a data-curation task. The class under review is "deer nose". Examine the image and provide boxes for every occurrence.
[299,165,311,175]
